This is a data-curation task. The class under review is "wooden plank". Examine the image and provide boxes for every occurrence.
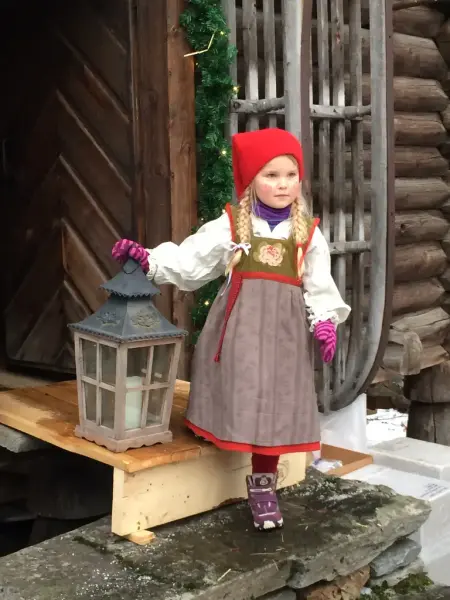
[283,0,301,140]
[58,93,132,235]
[222,0,238,136]
[167,0,198,379]
[90,0,130,47]
[59,159,120,278]
[347,0,365,377]
[54,0,130,108]
[316,0,331,241]
[7,162,60,295]
[243,0,259,131]
[61,220,109,312]
[263,0,277,129]
[331,0,346,394]
[0,380,220,474]
[111,451,306,536]
[57,39,132,172]
[15,291,66,365]
[5,231,63,360]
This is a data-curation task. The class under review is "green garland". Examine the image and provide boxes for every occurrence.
[180,0,237,337]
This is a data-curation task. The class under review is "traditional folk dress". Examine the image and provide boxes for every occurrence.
[147,205,351,456]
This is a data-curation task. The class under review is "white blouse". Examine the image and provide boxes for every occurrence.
[146,212,351,329]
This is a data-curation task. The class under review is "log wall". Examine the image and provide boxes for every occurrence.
[402,4,450,444]
[361,5,450,383]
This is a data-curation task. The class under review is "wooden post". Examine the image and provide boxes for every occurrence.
[131,0,173,323]
[166,0,198,379]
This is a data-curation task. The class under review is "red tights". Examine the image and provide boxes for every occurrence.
[252,453,280,474]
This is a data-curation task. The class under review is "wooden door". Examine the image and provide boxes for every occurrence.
[0,0,173,372]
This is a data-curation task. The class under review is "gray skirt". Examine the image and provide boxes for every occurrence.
[186,279,320,448]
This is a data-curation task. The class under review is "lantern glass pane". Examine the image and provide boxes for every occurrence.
[83,382,96,422]
[81,339,97,379]
[100,345,116,385]
[100,388,115,429]
[151,344,174,384]
[146,388,165,426]
[127,347,149,379]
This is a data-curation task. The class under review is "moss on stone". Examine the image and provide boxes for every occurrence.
[370,572,434,600]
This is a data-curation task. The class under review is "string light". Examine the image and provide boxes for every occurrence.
[221,149,227,156]
[204,301,210,306]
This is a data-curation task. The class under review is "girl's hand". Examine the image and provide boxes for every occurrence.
[112,239,149,273]
[313,320,336,363]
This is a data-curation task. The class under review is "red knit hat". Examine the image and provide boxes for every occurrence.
[231,128,304,200]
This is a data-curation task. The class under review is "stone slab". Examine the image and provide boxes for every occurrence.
[370,539,421,577]
[0,470,430,600]
[344,464,450,563]
[370,558,426,588]
[262,591,296,600]
[0,424,48,453]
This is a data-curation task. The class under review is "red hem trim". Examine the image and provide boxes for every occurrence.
[225,203,236,242]
[239,271,300,286]
[185,419,320,455]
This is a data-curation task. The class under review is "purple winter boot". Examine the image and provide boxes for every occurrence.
[246,473,284,531]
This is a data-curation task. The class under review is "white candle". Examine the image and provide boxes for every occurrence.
[125,376,143,429]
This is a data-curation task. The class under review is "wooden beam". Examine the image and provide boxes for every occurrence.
[131,0,173,322]
[167,0,197,379]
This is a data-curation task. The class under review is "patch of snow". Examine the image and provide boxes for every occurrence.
[367,409,408,447]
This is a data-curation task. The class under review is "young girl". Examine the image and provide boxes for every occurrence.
[112,128,350,531]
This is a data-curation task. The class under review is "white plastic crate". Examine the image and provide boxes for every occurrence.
[344,464,450,563]
[370,437,450,482]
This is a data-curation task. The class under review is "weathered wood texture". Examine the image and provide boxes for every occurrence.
[166,0,197,378]
[313,147,448,179]
[407,401,450,445]
[313,178,450,212]
[236,11,447,80]
[393,6,445,38]
[392,279,445,316]
[0,0,192,373]
[395,243,447,282]
[370,113,446,147]
[436,20,450,69]
[407,361,450,404]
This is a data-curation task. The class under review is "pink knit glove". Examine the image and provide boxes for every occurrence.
[314,320,337,363]
[112,239,149,273]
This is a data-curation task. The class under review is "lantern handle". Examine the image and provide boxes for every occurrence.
[122,257,141,275]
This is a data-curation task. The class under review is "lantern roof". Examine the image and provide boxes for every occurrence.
[68,259,187,342]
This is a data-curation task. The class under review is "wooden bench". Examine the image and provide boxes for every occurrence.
[0,380,306,544]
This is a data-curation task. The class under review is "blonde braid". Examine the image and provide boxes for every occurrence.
[225,187,254,275]
[290,191,311,279]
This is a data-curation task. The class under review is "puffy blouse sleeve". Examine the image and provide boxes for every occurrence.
[302,227,351,330]
[145,213,233,292]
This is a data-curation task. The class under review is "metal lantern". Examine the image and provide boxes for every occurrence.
[69,258,187,453]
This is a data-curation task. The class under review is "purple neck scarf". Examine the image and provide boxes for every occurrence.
[253,199,291,231]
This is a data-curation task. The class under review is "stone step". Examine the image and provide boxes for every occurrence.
[0,469,431,600]
[344,464,450,564]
